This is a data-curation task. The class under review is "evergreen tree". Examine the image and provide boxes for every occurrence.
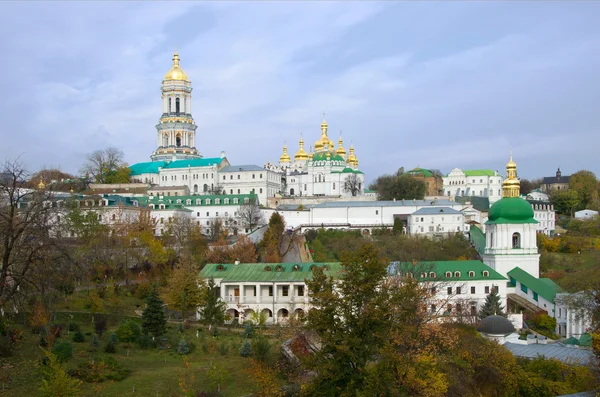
[141,286,167,338]
[200,278,227,330]
[479,290,506,318]
[177,338,190,355]
[239,340,252,357]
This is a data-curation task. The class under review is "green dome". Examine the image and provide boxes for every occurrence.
[311,151,345,163]
[486,198,537,224]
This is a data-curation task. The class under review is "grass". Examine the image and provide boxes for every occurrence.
[1,315,282,396]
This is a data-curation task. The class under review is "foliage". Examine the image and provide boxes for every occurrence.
[94,314,108,337]
[246,359,282,397]
[260,213,286,263]
[141,286,167,338]
[104,334,117,353]
[393,217,403,235]
[479,290,506,318]
[116,320,140,352]
[39,350,82,397]
[68,358,131,383]
[177,338,190,355]
[251,336,271,363]
[243,322,255,339]
[79,147,128,183]
[532,314,557,332]
[369,173,426,200]
[569,170,599,210]
[72,331,85,343]
[206,363,231,394]
[51,340,74,363]
[551,189,580,216]
[199,278,228,329]
[236,198,264,233]
[165,260,205,320]
[239,340,252,357]
[205,235,259,264]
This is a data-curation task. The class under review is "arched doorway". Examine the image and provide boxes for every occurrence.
[294,308,305,319]
[226,309,239,323]
[290,188,295,196]
[277,308,289,322]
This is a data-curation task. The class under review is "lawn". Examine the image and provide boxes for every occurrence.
[1,312,282,396]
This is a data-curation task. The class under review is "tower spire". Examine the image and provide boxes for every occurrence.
[502,150,520,197]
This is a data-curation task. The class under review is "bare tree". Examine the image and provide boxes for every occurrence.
[0,159,70,308]
[207,217,226,242]
[163,213,196,256]
[236,199,264,233]
[343,174,362,197]
[80,147,127,183]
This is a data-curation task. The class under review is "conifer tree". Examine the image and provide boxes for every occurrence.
[478,290,506,318]
[239,340,252,357]
[200,278,227,330]
[141,286,167,338]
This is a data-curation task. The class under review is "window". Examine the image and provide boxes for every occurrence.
[268,286,273,296]
[445,271,452,278]
[454,271,460,278]
[238,175,240,179]
[260,174,263,179]
[512,232,521,249]
[206,199,211,205]
[260,188,263,193]
[282,286,289,296]
[206,212,209,216]
[483,271,489,277]
[224,198,229,204]
[533,292,538,301]
[456,287,461,294]
[252,174,255,179]
[471,286,475,294]
[429,272,436,278]
[233,198,238,204]
[215,199,220,204]
[447,287,452,295]
[333,182,335,190]
[520,283,528,293]
[230,175,233,180]
[420,272,427,278]
[485,286,490,294]
[298,286,304,296]
[468,271,475,278]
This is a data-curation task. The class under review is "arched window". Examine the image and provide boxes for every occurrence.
[512,232,521,249]
[163,133,168,147]
[176,135,181,147]
[483,271,489,277]
[468,271,475,278]
[175,97,180,114]
[186,199,191,205]
[233,198,239,204]
[454,271,461,278]
[264,266,272,272]
[290,188,295,195]
[275,265,284,272]
[445,271,452,278]
[206,199,211,205]
[203,184,208,192]
[216,265,225,271]
[244,198,249,204]
[429,272,436,278]
[168,97,172,113]
[420,272,427,278]
[215,199,220,204]
[194,184,198,194]
[196,199,201,205]
[224,198,229,204]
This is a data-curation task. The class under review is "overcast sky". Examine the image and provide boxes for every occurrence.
[1,2,599,182]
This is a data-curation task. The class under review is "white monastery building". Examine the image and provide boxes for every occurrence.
[443,169,504,204]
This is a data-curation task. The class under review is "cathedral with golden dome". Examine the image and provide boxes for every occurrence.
[267,116,365,196]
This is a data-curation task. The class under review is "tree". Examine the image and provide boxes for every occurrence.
[165,260,205,321]
[551,189,580,216]
[369,173,426,200]
[569,170,599,210]
[94,314,108,337]
[116,320,140,355]
[79,147,128,184]
[163,214,200,257]
[206,363,231,394]
[260,212,287,263]
[479,290,506,318]
[39,350,82,397]
[240,340,252,357]
[237,199,264,233]
[199,278,227,330]
[520,178,542,195]
[141,286,167,338]
[177,338,190,355]
[246,359,282,397]
[0,159,69,309]
[207,217,226,242]
[343,174,362,196]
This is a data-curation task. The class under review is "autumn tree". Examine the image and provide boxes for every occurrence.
[237,199,264,233]
[569,170,599,210]
[39,350,82,397]
[165,260,205,322]
[551,189,580,216]
[0,159,70,308]
[207,217,227,242]
[80,147,129,184]
[343,174,362,197]
[246,359,282,397]
[260,212,286,263]
[369,173,426,200]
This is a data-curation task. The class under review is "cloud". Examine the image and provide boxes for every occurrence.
[0,1,599,182]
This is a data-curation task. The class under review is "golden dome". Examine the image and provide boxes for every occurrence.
[347,144,358,168]
[336,133,347,158]
[279,144,291,163]
[37,179,46,190]
[164,50,189,82]
[314,116,334,151]
[294,134,309,161]
[502,151,520,197]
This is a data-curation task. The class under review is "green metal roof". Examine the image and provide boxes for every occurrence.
[507,267,562,303]
[486,197,538,225]
[200,262,342,282]
[389,260,506,281]
[464,170,496,177]
[311,151,345,162]
[470,225,486,254]
[163,158,224,169]
[129,161,165,176]
[137,193,258,207]
[407,168,434,177]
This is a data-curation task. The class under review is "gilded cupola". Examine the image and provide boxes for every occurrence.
[314,116,334,152]
[37,178,46,190]
[294,134,309,161]
[336,132,347,158]
[347,144,359,168]
[279,143,291,163]
[164,50,189,82]
[502,151,520,197]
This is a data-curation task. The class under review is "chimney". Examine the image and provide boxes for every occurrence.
[234,259,240,265]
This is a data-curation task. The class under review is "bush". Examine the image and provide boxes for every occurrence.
[134,281,153,300]
[105,340,117,353]
[242,323,255,339]
[94,314,108,337]
[51,340,73,362]
[251,337,271,362]
[68,358,131,383]
[72,331,85,343]
[136,334,156,349]
[533,314,557,332]
[50,324,63,339]
[68,322,80,332]
[239,340,252,357]
[218,342,229,356]
[177,339,190,355]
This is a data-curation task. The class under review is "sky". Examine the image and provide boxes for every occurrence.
[1,1,599,183]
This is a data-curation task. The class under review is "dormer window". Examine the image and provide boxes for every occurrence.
[483,271,489,277]
[468,271,475,278]
[445,272,452,278]
[420,272,427,278]
[206,199,211,205]
[454,271,461,278]
[429,272,436,278]
[215,199,220,205]
[196,199,201,205]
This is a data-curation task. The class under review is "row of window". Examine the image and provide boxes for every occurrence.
[227,285,305,297]
[404,270,490,279]
[414,216,462,222]
[444,285,498,295]
[162,173,214,182]
[447,178,500,185]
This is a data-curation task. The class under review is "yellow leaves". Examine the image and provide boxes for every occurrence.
[246,359,283,397]
[403,353,448,397]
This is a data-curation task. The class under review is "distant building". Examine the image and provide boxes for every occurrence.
[540,168,570,192]
[574,209,598,220]
[406,168,443,196]
[443,169,503,204]
[407,207,466,236]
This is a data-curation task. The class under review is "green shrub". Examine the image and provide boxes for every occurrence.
[242,323,255,338]
[72,330,85,343]
[68,322,80,332]
[51,340,73,362]
[134,281,153,300]
[68,358,131,383]
[239,340,252,357]
[137,334,156,349]
[251,337,271,362]
[218,342,229,356]
[105,340,117,353]
[177,339,190,355]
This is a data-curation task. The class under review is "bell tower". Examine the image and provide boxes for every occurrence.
[151,51,201,161]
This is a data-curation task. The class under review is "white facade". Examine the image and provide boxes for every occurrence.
[407,207,466,236]
[482,222,540,278]
[574,209,599,220]
[219,165,282,205]
[528,200,555,235]
[443,169,503,203]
